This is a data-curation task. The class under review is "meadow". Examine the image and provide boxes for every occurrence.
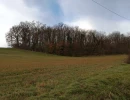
[0,48,130,100]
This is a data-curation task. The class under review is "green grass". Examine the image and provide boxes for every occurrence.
[0,48,130,100]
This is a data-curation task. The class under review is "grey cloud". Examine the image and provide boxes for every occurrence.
[57,0,130,33]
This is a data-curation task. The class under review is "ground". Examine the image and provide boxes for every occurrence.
[0,48,130,100]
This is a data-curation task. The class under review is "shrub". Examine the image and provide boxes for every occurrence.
[126,53,130,64]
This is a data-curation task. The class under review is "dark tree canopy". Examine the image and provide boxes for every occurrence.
[6,21,130,56]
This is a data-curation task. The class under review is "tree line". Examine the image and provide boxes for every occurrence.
[6,21,130,56]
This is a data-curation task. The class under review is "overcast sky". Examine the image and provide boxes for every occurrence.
[0,0,130,47]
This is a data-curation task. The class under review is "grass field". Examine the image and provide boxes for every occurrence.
[0,48,130,100]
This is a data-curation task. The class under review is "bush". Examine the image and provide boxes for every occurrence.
[127,53,130,64]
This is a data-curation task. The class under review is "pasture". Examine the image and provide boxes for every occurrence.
[0,48,130,100]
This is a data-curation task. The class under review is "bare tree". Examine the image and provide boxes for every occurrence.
[6,21,130,56]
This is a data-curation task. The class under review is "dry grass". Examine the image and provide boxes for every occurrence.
[0,48,129,100]
[0,48,125,72]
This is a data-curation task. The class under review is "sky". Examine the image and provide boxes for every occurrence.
[0,0,130,47]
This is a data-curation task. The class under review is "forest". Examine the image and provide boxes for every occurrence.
[6,21,130,56]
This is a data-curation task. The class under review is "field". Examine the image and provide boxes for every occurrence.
[0,48,130,100]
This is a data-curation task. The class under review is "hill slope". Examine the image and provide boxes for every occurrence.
[0,48,129,100]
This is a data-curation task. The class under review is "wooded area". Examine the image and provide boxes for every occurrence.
[6,21,130,56]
